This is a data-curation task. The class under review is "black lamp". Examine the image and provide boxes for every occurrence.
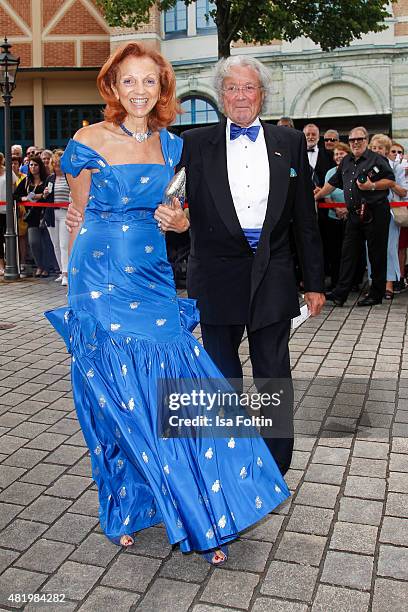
[0,37,20,280]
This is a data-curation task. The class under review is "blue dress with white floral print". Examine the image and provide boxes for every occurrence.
[45,129,289,550]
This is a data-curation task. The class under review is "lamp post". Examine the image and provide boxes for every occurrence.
[0,37,20,280]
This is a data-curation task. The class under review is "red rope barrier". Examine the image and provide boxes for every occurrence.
[0,200,406,209]
[0,201,69,208]
[317,201,408,208]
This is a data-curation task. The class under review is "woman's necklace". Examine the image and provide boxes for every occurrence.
[119,123,152,143]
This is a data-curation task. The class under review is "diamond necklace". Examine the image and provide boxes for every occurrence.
[119,123,152,143]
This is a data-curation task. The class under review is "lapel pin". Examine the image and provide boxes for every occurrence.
[274,151,282,156]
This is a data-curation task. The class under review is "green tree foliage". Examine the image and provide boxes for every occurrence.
[97,0,395,58]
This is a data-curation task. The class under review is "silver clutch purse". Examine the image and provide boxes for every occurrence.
[164,167,186,206]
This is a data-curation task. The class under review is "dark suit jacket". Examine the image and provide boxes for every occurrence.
[179,119,324,331]
[313,144,335,187]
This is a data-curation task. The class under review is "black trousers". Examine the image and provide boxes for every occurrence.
[334,203,390,301]
[200,320,294,475]
[318,208,331,277]
[325,217,345,288]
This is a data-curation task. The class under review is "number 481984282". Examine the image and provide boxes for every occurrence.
[8,594,66,604]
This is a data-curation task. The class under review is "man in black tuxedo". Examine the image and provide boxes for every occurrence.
[303,123,335,281]
[303,123,334,187]
[157,57,325,475]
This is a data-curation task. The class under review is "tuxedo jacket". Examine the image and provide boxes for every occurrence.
[179,119,324,332]
[313,144,335,187]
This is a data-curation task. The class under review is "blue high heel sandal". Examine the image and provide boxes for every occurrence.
[202,545,228,566]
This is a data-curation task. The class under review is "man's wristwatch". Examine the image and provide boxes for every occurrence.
[371,184,376,191]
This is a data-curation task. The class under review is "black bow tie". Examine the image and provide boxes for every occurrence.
[308,148,316,153]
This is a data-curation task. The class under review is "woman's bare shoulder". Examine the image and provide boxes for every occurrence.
[72,122,112,148]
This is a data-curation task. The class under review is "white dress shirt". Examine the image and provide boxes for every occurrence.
[226,118,270,239]
[307,147,319,169]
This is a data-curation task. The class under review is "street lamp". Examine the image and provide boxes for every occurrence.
[0,37,20,280]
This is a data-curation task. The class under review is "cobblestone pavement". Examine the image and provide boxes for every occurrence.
[0,277,408,611]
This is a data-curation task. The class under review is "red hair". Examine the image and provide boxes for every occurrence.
[97,42,181,130]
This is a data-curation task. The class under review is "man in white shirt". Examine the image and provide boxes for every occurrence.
[304,123,320,179]
[303,123,335,282]
[303,123,334,187]
[168,56,325,475]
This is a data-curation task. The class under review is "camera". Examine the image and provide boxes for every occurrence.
[357,165,381,184]
[350,198,373,224]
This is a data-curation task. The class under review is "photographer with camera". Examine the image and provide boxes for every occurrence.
[314,126,395,307]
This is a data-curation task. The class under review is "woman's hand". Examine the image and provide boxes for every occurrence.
[65,204,83,233]
[335,207,348,220]
[154,197,189,233]
[393,183,407,198]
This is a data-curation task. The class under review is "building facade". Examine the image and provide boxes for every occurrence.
[1,0,408,150]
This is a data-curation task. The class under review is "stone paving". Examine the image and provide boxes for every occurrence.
[0,277,408,611]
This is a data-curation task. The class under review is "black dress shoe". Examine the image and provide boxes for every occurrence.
[325,291,345,306]
[357,296,382,307]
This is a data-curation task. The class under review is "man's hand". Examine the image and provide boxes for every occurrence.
[304,292,325,316]
[356,178,374,191]
[65,204,83,233]
[154,198,189,233]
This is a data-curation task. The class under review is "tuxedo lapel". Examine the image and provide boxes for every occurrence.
[259,122,290,243]
[250,123,291,303]
[202,119,251,249]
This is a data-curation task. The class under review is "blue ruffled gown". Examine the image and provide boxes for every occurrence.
[45,129,290,551]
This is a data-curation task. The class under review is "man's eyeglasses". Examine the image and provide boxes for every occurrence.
[391,149,403,155]
[348,137,367,143]
[222,84,263,96]
[324,138,338,142]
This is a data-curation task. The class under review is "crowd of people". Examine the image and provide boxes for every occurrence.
[0,144,70,284]
[2,121,407,302]
[275,119,408,304]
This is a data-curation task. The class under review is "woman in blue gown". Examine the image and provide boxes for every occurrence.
[46,42,289,564]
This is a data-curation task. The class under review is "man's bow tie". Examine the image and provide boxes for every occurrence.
[307,148,316,153]
[230,123,260,142]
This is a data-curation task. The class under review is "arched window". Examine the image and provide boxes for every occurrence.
[175,97,219,126]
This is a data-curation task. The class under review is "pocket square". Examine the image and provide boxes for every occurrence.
[290,168,297,177]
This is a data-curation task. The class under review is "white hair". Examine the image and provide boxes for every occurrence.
[324,129,339,139]
[303,123,320,134]
[213,55,273,115]
[349,126,369,138]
